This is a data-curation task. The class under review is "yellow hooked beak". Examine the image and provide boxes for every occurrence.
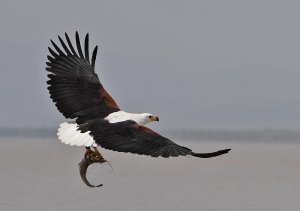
[149,115,159,122]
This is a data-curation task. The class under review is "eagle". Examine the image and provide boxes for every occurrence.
[46,32,231,187]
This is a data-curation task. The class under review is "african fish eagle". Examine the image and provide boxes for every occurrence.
[46,32,230,160]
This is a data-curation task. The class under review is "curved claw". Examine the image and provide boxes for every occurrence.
[78,148,108,188]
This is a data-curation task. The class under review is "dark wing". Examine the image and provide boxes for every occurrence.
[46,32,120,124]
[80,119,231,158]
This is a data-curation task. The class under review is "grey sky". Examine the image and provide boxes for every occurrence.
[1,0,300,129]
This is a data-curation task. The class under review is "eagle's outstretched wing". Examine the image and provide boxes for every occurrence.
[46,32,120,124]
[79,119,231,158]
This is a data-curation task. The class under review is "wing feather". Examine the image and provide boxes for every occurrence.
[46,32,120,123]
[91,45,98,70]
[65,32,78,56]
[81,119,231,158]
[75,31,84,59]
[48,47,58,57]
[58,35,72,56]
[51,39,66,56]
[84,33,90,63]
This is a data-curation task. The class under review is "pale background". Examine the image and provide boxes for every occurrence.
[1,0,300,130]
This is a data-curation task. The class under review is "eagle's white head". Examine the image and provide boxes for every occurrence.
[137,113,159,125]
[104,111,159,126]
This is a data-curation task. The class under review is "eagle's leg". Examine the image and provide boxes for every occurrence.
[84,146,106,163]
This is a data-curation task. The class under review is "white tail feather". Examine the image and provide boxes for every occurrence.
[57,122,95,147]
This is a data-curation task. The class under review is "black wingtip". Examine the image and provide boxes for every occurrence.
[50,39,65,56]
[50,39,55,46]
[192,148,231,158]
[91,45,98,70]
[58,35,72,55]
[48,47,58,57]
[75,31,84,59]
[65,32,78,56]
[84,33,90,63]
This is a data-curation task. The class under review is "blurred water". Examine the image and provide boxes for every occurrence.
[0,138,299,211]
